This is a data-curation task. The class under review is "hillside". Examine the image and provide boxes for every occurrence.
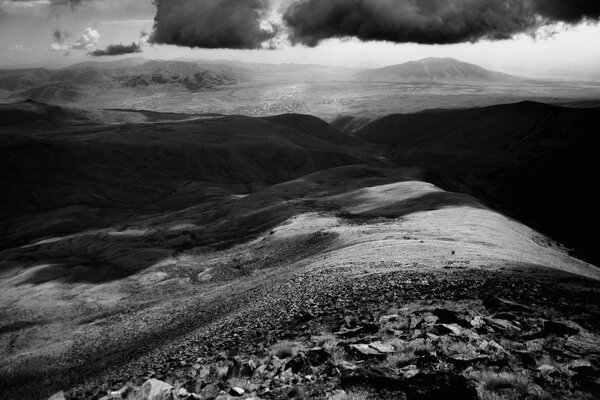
[359,58,519,83]
[357,101,600,265]
[1,102,599,400]
[0,99,214,127]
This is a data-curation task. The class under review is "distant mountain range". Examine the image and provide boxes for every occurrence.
[0,59,250,103]
[0,57,529,105]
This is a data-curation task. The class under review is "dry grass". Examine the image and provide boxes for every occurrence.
[271,340,305,358]
[473,371,552,400]
[445,340,478,357]
[313,333,337,351]
[481,372,529,392]
[329,390,370,400]
[385,338,434,367]
[227,377,253,392]
[312,332,348,363]
[216,365,230,380]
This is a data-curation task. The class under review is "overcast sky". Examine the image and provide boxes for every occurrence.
[0,0,599,78]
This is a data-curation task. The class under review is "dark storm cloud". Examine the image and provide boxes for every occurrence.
[283,0,600,46]
[530,0,600,23]
[149,0,278,49]
[90,42,141,56]
[148,0,600,49]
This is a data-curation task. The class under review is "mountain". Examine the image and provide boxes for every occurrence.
[359,57,519,83]
[357,101,600,265]
[116,60,247,90]
[65,57,149,70]
[0,60,248,103]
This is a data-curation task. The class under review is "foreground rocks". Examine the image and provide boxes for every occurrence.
[56,295,600,400]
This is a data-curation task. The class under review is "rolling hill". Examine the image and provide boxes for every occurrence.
[357,101,600,265]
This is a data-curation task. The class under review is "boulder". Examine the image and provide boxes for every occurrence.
[369,341,395,354]
[200,383,221,400]
[483,297,533,313]
[542,321,580,337]
[350,343,384,358]
[432,309,469,327]
[564,332,600,355]
[133,379,173,400]
[432,323,462,336]
[285,353,309,373]
[48,392,66,400]
[379,314,400,324]
[229,387,245,397]
[307,347,331,365]
[484,317,521,334]
[568,360,596,376]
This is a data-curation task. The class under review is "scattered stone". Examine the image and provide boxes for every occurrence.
[484,317,521,333]
[525,338,546,353]
[178,388,189,397]
[537,364,556,374]
[568,360,596,376]
[335,326,364,338]
[493,312,519,321]
[134,379,173,400]
[336,360,358,372]
[564,332,600,355]
[48,392,66,400]
[307,347,330,365]
[470,316,485,329]
[400,365,420,379]
[515,350,537,368]
[433,323,463,336]
[542,321,580,337]
[350,343,384,358]
[327,389,350,400]
[410,317,424,330]
[379,314,400,324]
[200,383,220,400]
[432,308,463,325]
[369,341,395,353]
[286,386,300,399]
[483,296,534,313]
[286,353,309,373]
[229,387,245,397]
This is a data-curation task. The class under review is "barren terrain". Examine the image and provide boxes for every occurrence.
[1,96,600,399]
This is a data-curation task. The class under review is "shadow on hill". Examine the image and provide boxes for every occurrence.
[1,164,485,285]
[357,101,600,266]
[338,191,486,222]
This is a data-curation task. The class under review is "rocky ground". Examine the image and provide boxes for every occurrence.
[39,265,600,400]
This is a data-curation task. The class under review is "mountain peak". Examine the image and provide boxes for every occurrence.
[361,57,516,83]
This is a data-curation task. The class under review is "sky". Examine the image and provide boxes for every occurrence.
[0,0,599,79]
